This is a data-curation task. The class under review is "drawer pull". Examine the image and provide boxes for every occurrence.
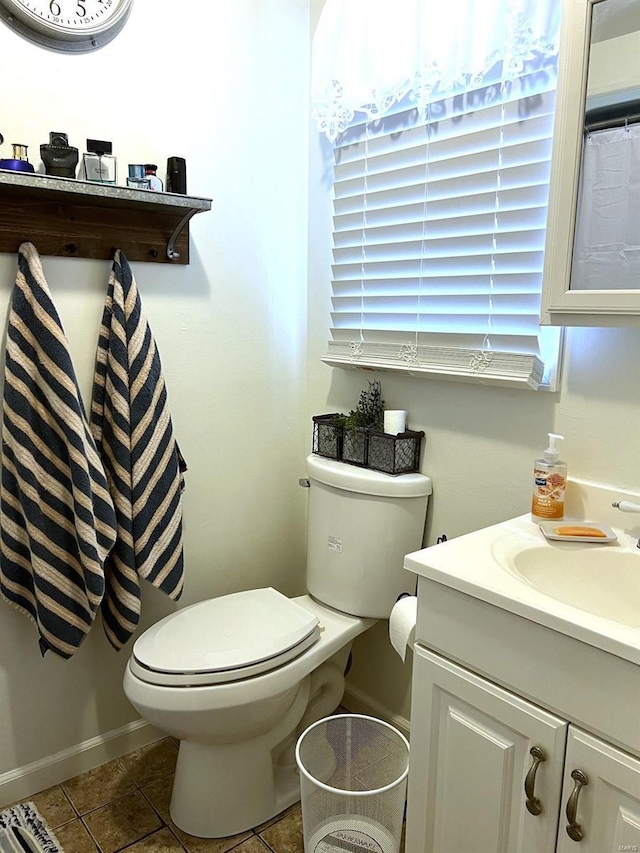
[524,746,546,815]
[565,769,589,842]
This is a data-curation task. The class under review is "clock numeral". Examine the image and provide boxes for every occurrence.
[49,0,61,14]
[76,1,86,15]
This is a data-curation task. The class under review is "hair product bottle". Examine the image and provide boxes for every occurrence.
[531,433,567,522]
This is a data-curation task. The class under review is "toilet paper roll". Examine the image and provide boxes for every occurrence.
[384,410,407,435]
[389,595,417,662]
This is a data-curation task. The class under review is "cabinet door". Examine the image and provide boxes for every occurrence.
[557,727,640,853]
[405,647,568,853]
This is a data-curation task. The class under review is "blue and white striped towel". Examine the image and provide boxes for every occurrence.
[0,242,117,658]
[91,250,186,650]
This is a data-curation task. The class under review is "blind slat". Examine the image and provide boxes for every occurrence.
[331,272,543,297]
[334,209,549,248]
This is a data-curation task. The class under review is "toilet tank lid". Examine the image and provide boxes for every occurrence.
[132,588,320,675]
[306,455,432,498]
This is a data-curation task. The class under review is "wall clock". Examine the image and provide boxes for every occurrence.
[0,0,133,52]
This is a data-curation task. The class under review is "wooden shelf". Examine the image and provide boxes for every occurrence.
[0,171,212,265]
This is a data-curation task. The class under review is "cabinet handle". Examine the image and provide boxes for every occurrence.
[524,746,546,815]
[565,769,589,842]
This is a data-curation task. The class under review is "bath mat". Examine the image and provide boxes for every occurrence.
[0,803,62,853]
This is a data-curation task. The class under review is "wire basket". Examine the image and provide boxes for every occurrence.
[367,430,424,475]
[312,414,345,461]
[341,427,370,467]
[296,714,409,853]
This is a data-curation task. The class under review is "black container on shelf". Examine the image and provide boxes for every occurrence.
[367,430,425,475]
[312,413,345,460]
[167,156,187,194]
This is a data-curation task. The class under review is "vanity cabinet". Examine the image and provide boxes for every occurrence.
[557,728,640,853]
[406,647,566,853]
[406,645,640,853]
[541,0,640,326]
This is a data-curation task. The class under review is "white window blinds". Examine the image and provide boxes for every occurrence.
[324,65,563,389]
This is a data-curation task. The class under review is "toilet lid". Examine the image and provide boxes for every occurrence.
[131,588,321,686]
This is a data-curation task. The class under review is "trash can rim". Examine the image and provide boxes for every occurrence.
[295,713,410,797]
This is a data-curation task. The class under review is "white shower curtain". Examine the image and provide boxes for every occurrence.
[572,123,640,291]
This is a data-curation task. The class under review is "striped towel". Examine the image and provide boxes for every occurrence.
[0,242,117,659]
[91,250,185,651]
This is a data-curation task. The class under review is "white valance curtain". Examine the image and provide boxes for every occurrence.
[312,0,560,141]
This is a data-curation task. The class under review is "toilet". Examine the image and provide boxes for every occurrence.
[123,455,431,838]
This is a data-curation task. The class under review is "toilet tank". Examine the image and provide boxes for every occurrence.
[305,455,431,618]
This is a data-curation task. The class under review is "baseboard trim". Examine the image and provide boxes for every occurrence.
[0,719,164,808]
[342,685,411,742]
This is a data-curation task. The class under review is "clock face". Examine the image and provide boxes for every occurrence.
[0,0,133,51]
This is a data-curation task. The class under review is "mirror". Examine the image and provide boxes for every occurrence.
[541,0,640,326]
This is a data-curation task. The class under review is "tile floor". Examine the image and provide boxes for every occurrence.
[14,709,408,853]
[16,737,305,853]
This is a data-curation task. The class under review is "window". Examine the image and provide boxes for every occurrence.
[314,2,563,390]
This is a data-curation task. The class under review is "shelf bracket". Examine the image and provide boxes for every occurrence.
[167,207,198,260]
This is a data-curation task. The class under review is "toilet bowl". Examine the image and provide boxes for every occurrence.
[124,456,431,839]
[124,592,374,838]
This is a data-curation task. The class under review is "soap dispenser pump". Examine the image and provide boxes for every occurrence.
[531,433,567,522]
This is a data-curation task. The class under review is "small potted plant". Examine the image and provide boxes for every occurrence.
[342,380,384,466]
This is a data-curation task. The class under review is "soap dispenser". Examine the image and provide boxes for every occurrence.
[531,433,567,522]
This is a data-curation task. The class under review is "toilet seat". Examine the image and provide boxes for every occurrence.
[129,588,321,687]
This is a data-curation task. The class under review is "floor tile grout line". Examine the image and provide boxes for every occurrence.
[258,835,280,853]
[56,783,80,824]
[80,812,105,853]
[111,823,183,853]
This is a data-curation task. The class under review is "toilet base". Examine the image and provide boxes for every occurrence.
[170,736,301,838]
[170,660,345,838]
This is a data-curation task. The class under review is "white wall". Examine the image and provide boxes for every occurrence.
[588,30,640,97]
[306,56,640,724]
[0,0,311,788]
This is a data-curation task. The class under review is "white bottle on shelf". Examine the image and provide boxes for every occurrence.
[144,164,163,191]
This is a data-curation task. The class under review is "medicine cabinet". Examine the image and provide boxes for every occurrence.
[0,171,211,265]
[541,0,640,326]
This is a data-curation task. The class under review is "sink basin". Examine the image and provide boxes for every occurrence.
[404,479,640,664]
[508,546,639,629]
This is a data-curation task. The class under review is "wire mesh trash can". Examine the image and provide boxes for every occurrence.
[295,714,409,853]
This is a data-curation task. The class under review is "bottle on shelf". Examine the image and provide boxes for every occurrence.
[144,164,163,192]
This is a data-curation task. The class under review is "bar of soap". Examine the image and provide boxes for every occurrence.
[553,525,608,538]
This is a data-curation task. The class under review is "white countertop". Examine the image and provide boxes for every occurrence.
[405,495,640,665]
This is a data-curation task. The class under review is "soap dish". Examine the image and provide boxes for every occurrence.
[538,521,617,543]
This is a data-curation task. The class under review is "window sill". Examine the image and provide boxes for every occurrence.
[323,342,553,391]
